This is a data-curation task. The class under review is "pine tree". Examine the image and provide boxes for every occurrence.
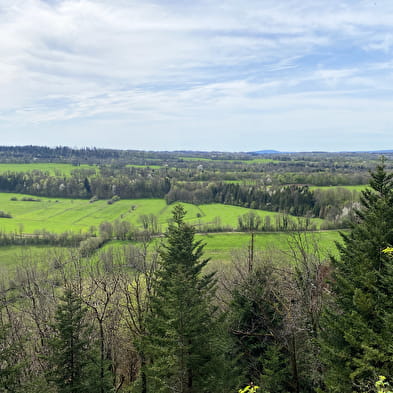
[48,288,110,393]
[321,161,393,392]
[145,205,226,393]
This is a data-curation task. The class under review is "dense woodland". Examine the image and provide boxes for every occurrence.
[0,147,393,393]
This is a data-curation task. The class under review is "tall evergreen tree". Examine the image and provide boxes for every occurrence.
[145,205,227,393]
[48,288,110,393]
[321,161,393,392]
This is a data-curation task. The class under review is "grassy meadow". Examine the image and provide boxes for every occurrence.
[0,163,97,176]
[0,193,323,234]
[0,191,337,270]
[196,230,342,262]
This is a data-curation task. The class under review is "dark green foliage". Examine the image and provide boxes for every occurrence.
[229,263,291,393]
[166,182,317,217]
[48,288,111,393]
[145,205,227,393]
[321,162,393,392]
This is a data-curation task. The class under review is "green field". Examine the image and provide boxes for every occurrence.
[196,230,342,262]
[98,230,342,270]
[310,185,367,192]
[0,245,72,271]
[0,194,168,233]
[0,193,324,234]
[0,163,97,176]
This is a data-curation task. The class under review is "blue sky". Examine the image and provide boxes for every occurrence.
[1,0,393,152]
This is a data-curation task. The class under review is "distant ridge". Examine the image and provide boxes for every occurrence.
[251,150,281,154]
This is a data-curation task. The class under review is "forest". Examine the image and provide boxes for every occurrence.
[0,147,392,393]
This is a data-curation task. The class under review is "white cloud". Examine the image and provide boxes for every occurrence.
[1,0,393,150]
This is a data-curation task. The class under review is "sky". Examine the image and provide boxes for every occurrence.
[1,0,393,152]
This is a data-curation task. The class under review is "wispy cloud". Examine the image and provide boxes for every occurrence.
[1,0,393,150]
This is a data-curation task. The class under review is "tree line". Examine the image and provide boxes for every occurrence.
[0,169,360,223]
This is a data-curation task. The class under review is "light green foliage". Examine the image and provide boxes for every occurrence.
[310,185,367,192]
[376,376,393,393]
[238,384,260,393]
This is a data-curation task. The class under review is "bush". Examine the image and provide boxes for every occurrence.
[21,197,41,202]
[89,195,98,203]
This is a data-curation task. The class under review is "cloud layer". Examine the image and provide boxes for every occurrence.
[1,0,393,151]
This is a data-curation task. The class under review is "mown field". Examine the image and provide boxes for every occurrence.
[0,193,324,234]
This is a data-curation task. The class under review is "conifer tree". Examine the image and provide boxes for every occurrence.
[321,161,393,392]
[48,288,110,393]
[145,205,226,393]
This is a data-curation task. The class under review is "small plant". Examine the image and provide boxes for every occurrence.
[376,376,392,393]
[239,384,260,393]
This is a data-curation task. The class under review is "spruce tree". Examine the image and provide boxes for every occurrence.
[48,288,109,393]
[321,162,393,392]
[145,205,226,393]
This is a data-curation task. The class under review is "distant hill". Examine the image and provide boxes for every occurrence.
[251,150,281,154]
